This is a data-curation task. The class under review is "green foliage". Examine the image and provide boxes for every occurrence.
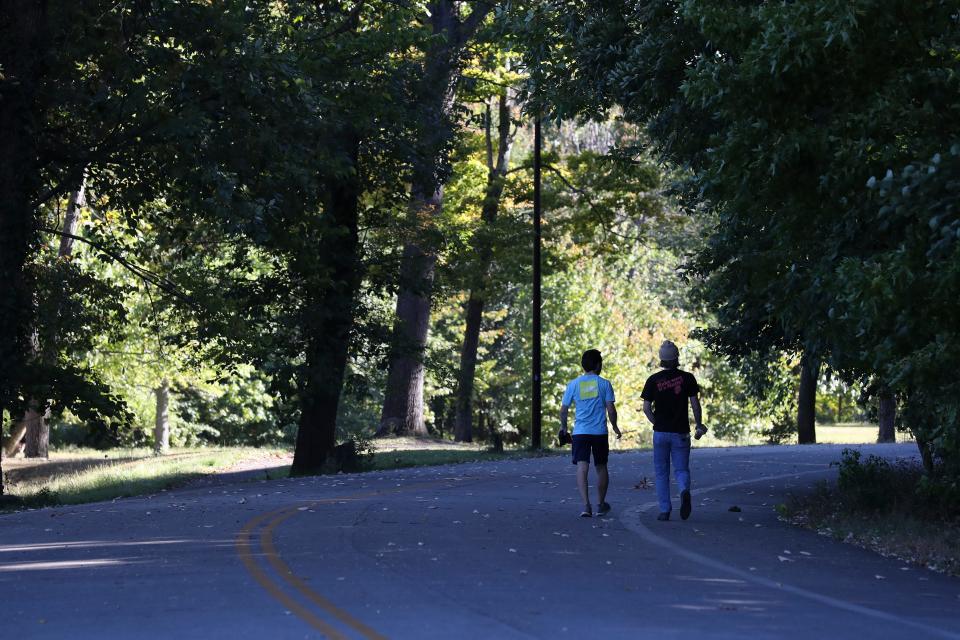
[174,369,297,447]
[513,0,960,470]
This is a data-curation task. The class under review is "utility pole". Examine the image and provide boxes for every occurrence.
[531,115,542,450]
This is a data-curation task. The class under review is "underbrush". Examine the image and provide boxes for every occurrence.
[781,449,960,575]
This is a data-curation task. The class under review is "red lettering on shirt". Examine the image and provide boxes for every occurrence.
[656,376,684,396]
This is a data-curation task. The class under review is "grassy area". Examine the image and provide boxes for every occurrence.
[816,422,914,445]
[2,447,286,510]
[8,426,898,512]
[0,440,562,511]
[780,450,960,575]
[368,445,563,471]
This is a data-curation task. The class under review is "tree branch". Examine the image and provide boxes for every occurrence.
[35,227,193,302]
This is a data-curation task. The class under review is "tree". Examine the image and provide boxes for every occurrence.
[378,1,495,437]
[512,0,960,461]
[453,68,520,442]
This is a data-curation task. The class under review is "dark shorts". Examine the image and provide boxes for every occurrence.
[572,434,609,465]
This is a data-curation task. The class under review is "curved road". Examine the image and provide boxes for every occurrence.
[2,443,958,639]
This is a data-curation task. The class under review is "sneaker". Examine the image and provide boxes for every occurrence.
[597,502,611,516]
[580,504,592,518]
[680,490,692,520]
[656,512,670,521]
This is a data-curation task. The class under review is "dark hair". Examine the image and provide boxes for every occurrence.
[660,358,679,369]
[581,349,602,372]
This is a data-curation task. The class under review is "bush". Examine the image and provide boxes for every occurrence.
[836,448,960,520]
[836,449,899,512]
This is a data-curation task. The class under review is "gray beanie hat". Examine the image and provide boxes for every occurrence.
[658,340,680,362]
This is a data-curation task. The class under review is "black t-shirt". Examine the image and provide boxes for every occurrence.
[641,368,700,433]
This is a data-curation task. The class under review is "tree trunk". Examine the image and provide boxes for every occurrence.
[453,294,484,442]
[453,93,515,442]
[0,403,5,495]
[796,353,818,444]
[0,2,46,464]
[377,1,493,438]
[154,380,170,454]
[2,420,29,458]
[23,404,48,458]
[877,390,896,443]
[378,225,437,437]
[291,140,363,474]
[23,177,86,458]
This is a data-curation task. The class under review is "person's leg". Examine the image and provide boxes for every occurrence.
[671,433,691,493]
[577,461,591,511]
[653,431,672,515]
[672,433,692,519]
[592,435,610,511]
[596,464,609,505]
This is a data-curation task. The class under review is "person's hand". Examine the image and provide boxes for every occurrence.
[614,429,622,440]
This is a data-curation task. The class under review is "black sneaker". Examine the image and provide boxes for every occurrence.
[656,512,670,521]
[597,502,611,516]
[680,490,692,520]
[580,504,592,518]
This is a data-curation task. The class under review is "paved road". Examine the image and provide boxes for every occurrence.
[2,443,958,639]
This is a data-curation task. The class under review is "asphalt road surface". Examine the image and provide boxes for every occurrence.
[3,442,958,639]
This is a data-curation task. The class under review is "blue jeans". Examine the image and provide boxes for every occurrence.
[653,431,691,514]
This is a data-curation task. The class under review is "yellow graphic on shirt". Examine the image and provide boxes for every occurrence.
[579,379,599,400]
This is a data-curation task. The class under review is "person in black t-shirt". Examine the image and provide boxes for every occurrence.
[640,340,704,521]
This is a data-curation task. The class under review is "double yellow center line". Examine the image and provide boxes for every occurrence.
[235,479,466,638]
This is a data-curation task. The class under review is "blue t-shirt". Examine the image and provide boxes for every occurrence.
[562,374,615,435]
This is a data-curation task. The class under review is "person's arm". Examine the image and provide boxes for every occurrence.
[559,405,570,433]
[643,400,655,426]
[606,402,621,439]
[690,395,703,428]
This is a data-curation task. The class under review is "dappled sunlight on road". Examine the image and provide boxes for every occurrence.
[0,558,141,572]
[0,538,194,553]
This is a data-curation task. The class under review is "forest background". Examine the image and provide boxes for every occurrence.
[2,1,952,501]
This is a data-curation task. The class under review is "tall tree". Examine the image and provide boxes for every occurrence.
[0,2,47,485]
[378,0,494,437]
[453,89,517,442]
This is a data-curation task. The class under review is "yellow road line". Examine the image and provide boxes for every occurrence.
[236,507,349,639]
[237,479,465,638]
[260,506,388,640]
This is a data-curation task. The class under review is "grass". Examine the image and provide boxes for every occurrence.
[815,422,914,445]
[367,446,563,471]
[2,447,286,510]
[0,439,561,511]
[2,425,893,512]
[780,450,960,575]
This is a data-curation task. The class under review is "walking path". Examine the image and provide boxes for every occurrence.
[2,442,957,639]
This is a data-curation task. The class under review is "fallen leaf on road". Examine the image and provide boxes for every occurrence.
[777,556,794,563]
[633,477,652,490]
[875,575,885,580]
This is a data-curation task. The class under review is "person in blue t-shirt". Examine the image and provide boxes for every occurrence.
[559,349,621,518]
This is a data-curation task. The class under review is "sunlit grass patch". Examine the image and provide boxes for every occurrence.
[3,447,285,510]
[368,446,563,471]
[816,422,914,444]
